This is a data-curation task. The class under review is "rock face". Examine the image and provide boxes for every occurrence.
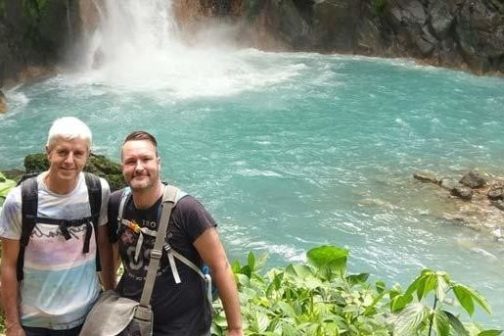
[0,0,80,87]
[223,0,504,74]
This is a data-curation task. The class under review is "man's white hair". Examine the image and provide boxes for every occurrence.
[46,117,92,149]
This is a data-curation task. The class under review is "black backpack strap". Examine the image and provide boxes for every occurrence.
[18,177,39,281]
[84,173,102,271]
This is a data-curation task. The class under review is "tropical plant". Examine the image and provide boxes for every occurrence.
[211,245,502,336]
[390,269,502,336]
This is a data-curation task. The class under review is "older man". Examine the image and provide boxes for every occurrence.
[0,117,114,336]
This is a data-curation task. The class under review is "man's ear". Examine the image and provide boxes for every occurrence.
[45,145,50,155]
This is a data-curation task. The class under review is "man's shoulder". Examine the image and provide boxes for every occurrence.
[108,187,129,207]
[173,194,209,215]
[1,184,22,209]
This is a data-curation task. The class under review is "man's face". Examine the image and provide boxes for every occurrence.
[122,140,160,192]
[46,138,89,183]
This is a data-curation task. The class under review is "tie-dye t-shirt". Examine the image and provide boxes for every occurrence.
[0,172,110,329]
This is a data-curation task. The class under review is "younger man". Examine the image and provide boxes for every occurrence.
[108,131,242,336]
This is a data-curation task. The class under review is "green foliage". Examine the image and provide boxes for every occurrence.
[0,0,5,19]
[372,0,387,15]
[392,269,498,336]
[23,0,48,20]
[212,246,502,336]
[0,171,16,206]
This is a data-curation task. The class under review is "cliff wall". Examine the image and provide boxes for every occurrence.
[227,0,504,74]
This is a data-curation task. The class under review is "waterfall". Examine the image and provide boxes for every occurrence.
[76,0,300,99]
[87,0,179,69]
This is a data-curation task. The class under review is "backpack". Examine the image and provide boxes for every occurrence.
[17,172,102,281]
[117,186,218,304]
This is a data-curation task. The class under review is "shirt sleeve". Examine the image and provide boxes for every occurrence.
[107,190,122,243]
[175,196,217,243]
[98,177,111,226]
[0,186,23,240]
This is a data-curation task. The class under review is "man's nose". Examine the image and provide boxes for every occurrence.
[64,152,74,164]
[135,160,144,171]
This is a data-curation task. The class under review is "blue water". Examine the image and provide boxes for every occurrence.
[1,51,504,327]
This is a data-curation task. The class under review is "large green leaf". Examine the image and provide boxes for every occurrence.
[247,251,256,271]
[418,272,437,300]
[453,283,492,315]
[478,330,503,336]
[346,272,369,285]
[405,269,432,297]
[285,264,314,278]
[445,310,469,336]
[391,293,413,312]
[307,245,348,273]
[434,310,450,336]
[453,285,475,316]
[393,302,429,335]
[276,302,297,318]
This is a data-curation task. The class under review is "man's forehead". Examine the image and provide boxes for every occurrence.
[50,137,89,149]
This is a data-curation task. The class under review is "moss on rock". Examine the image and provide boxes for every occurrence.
[20,152,126,191]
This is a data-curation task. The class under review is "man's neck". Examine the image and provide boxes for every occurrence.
[44,171,79,195]
[132,181,164,209]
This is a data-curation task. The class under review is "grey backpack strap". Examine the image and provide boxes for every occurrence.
[138,185,178,307]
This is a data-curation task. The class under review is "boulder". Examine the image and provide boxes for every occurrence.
[450,185,473,200]
[459,171,486,189]
[413,171,438,184]
[487,184,504,200]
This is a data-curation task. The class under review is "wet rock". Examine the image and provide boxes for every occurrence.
[450,185,473,200]
[492,199,504,211]
[312,0,361,52]
[459,171,486,189]
[487,186,504,200]
[413,171,438,184]
[428,1,457,39]
[439,178,458,191]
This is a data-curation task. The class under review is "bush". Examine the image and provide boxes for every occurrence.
[211,245,502,335]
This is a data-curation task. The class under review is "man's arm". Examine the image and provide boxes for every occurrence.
[0,238,26,336]
[194,228,243,336]
[97,225,115,290]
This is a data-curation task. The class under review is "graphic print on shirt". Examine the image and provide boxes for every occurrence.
[119,216,169,281]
